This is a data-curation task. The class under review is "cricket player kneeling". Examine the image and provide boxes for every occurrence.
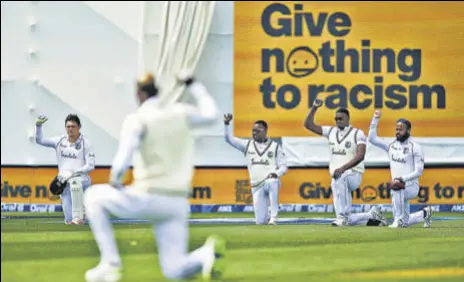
[368,110,432,228]
[223,114,287,225]
[35,114,95,225]
[84,72,226,282]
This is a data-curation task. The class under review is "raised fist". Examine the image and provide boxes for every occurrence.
[36,114,48,126]
[312,99,323,108]
[176,69,194,84]
[374,110,382,119]
[224,113,233,125]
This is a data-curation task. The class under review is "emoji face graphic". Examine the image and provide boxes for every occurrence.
[361,186,378,202]
[286,46,319,78]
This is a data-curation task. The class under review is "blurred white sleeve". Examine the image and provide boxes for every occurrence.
[184,81,218,126]
[109,115,144,184]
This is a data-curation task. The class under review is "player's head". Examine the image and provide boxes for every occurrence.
[335,108,350,129]
[396,118,411,142]
[136,73,158,104]
[252,120,268,142]
[65,114,81,138]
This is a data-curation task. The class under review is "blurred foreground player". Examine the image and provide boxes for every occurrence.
[84,71,226,282]
[304,99,387,227]
[368,110,432,228]
[35,114,95,224]
[224,114,287,225]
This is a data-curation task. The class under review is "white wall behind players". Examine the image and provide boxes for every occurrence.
[1,1,463,166]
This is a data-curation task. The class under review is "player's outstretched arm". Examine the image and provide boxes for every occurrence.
[35,115,61,148]
[223,113,248,153]
[400,143,425,182]
[177,71,218,127]
[368,111,390,152]
[303,99,324,135]
[109,114,144,187]
[73,139,96,175]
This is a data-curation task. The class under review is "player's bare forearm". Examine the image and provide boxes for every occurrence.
[303,107,323,135]
[341,144,366,171]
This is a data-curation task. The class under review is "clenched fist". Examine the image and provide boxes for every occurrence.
[224,113,233,125]
[373,110,382,119]
[312,99,323,108]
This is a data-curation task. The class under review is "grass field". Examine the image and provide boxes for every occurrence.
[1,212,464,282]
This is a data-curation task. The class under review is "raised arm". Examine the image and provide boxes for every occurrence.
[35,115,61,148]
[400,143,425,182]
[109,114,144,187]
[223,113,249,153]
[73,138,96,175]
[368,110,390,152]
[303,99,324,135]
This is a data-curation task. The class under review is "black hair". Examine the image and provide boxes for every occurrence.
[137,73,158,97]
[254,120,268,131]
[140,83,158,97]
[397,118,412,130]
[336,108,350,118]
[65,114,81,127]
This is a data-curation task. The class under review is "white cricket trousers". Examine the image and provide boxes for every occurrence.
[84,184,208,280]
[251,178,280,224]
[391,182,424,226]
[331,170,373,225]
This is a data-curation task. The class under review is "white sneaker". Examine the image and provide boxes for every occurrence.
[388,219,406,228]
[202,235,227,281]
[268,217,277,225]
[424,206,433,228]
[369,206,388,226]
[331,218,347,227]
[85,263,122,282]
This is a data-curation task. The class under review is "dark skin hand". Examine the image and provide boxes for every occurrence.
[333,144,366,179]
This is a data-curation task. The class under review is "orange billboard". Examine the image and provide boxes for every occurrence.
[2,167,463,205]
[234,2,464,137]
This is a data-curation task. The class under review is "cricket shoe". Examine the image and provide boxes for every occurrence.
[424,206,433,228]
[331,218,347,227]
[388,219,407,228]
[202,235,227,281]
[369,206,388,226]
[268,217,278,225]
[85,263,122,282]
[71,217,85,225]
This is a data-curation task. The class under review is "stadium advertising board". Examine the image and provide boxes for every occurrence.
[234,2,464,137]
[2,167,463,205]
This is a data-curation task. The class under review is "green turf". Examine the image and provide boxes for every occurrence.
[2,212,464,282]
